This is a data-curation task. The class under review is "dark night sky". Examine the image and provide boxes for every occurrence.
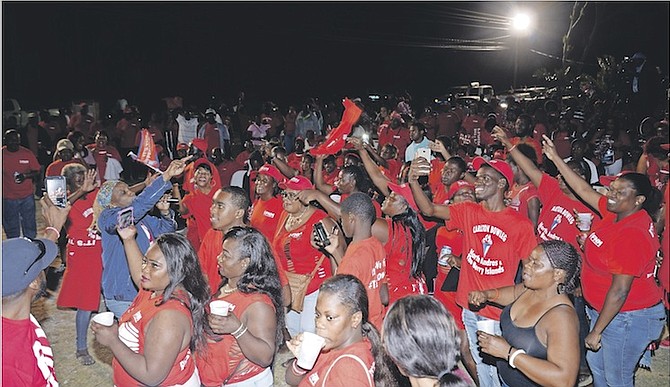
[3,2,669,112]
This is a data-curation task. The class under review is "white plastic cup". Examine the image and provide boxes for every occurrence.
[297,332,326,370]
[92,312,115,326]
[476,319,496,335]
[210,300,232,316]
[576,213,592,232]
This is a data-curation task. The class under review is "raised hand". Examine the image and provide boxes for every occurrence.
[541,134,560,162]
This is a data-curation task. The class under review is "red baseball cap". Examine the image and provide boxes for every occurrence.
[176,143,189,151]
[279,175,314,191]
[258,164,286,184]
[388,182,418,212]
[191,138,208,152]
[598,171,633,187]
[472,156,514,187]
[447,180,474,200]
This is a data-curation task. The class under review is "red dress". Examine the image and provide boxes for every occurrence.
[182,188,217,251]
[197,291,275,386]
[383,218,426,304]
[56,190,103,311]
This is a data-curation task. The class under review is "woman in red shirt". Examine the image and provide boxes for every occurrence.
[285,275,396,387]
[272,176,339,336]
[544,136,665,387]
[176,162,217,251]
[197,227,285,386]
[249,164,285,242]
[92,230,210,387]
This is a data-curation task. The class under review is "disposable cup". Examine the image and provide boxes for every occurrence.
[476,319,496,335]
[92,312,115,326]
[296,332,326,370]
[576,213,592,231]
[210,300,232,316]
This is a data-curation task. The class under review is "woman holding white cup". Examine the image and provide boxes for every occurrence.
[196,227,285,387]
[285,274,397,387]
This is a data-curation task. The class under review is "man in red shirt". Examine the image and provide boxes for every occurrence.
[45,138,85,177]
[2,130,40,238]
[323,192,387,331]
[377,115,410,161]
[211,147,243,187]
[409,156,536,387]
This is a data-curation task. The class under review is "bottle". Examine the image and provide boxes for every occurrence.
[601,134,614,165]
[438,246,452,267]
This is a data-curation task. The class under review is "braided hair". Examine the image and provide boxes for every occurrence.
[541,240,581,294]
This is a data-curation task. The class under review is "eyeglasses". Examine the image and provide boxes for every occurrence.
[23,237,47,275]
[281,191,299,200]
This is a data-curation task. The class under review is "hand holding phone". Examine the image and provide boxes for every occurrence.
[45,176,68,208]
[117,207,134,229]
[415,147,431,161]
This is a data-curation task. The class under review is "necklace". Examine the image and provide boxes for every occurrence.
[286,206,309,230]
[221,284,238,295]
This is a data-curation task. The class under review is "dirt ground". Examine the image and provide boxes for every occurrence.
[9,199,670,386]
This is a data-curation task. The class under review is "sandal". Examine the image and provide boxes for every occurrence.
[76,350,96,366]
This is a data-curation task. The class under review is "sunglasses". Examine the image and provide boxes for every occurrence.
[23,237,47,275]
[281,191,299,200]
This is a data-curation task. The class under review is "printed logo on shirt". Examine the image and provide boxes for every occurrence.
[263,210,276,219]
[19,159,29,164]
[481,234,493,257]
[589,232,603,247]
[30,315,58,386]
[550,214,562,231]
[133,310,142,323]
[550,206,575,224]
[289,232,303,239]
[308,372,320,385]
[648,223,656,238]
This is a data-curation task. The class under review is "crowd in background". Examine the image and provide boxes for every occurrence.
[2,60,669,387]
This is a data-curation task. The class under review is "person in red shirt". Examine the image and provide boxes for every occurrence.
[409,155,537,387]
[2,129,41,238]
[285,275,396,387]
[510,114,543,163]
[436,103,461,138]
[543,137,665,387]
[94,230,209,387]
[198,227,286,386]
[249,164,286,242]
[377,115,410,161]
[506,143,541,228]
[45,138,85,177]
[176,162,217,251]
[321,193,387,331]
[2,199,69,387]
[86,130,122,184]
[460,103,485,147]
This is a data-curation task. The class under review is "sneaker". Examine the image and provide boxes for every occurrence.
[577,372,593,387]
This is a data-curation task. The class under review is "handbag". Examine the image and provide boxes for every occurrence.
[286,255,326,312]
[440,267,460,292]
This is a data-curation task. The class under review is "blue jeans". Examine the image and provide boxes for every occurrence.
[462,309,502,387]
[3,195,37,238]
[586,303,666,387]
[104,299,133,320]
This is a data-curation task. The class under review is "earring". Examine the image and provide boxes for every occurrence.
[557,283,565,294]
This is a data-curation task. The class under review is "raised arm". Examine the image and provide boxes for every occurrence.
[67,169,99,204]
[313,154,334,194]
[468,284,526,308]
[272,156,299,178]
[542,135,601,209]
[348,137,390,196]
[117,225,143,288]
[408,158,451,219]
[492,126,543,188]
[297,189,342,221]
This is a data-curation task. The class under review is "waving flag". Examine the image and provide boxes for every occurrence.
[136,128,160,170]
[310,98,363,155]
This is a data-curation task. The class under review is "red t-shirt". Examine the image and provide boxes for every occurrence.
[447,201,536,320]
[383,218,427,304]
[428,159,446,193]
[182,159,222,195]
[377,125,410,162]
[337,237,386,330]
[510,137,543,164]
[434,226,465,330]
[182,188,217,251]
[45,159,84,177]
[2,146,40,199]
[2,315,58,386]
[287,153,303,171]
[436,111,460,138]
[273,210,333,295]
[461,114,484,146]
[197,292,274,386]
[202,123,221,154]
[199,228,225,292]
[114,290,196,386]
[300,339,375,387]
[380,159,402,182]
[250,196,285,243]
[536,174,598,251]
[506,181,539,221]
[581,196,662,312]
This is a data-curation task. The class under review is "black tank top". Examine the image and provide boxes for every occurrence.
[497,301,569,387]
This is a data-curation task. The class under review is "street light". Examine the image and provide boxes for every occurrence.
[511,12,532,89]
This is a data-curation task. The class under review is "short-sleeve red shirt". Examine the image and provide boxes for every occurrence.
[337,237,386,330]
[250,196,285,243]
[300,339,375,387]
[506,181,539,221]
[581,196,662,312]
[447,201,536,320]
[2,146,40,199]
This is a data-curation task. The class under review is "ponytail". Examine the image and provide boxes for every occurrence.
[362,322,403,387]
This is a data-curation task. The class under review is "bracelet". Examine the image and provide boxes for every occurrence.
[508,144,518,152]
[507,346,515,361]
[45,227,61,239]
[233,326,248,339]
[489,288,500,302]
[231,323,246,337]
[292,359,308,375]
[508,348,526,369]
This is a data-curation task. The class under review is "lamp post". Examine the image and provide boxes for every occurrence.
[511,13,532,89]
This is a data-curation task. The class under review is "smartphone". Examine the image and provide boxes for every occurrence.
[117,207,134,229]
[313,222,331,247]
[45,176,68,208]
[415,147,431,161]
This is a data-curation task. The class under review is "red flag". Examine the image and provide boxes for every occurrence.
[137,129,160,169]
[310,98,363,155]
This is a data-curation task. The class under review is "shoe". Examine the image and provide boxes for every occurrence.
[577,372,592,387]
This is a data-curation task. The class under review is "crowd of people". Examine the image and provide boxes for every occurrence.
[2,80,669,387]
